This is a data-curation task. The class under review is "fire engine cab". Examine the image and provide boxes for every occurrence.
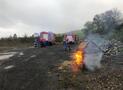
[64,32,78,44]
[34,31,55,47]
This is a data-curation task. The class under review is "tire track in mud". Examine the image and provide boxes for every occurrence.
[0,45,70,90]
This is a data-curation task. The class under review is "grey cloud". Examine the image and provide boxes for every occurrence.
[0,0,123,37]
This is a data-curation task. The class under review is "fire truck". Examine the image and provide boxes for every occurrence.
[64,32,78,44]
[63,32,79,51]
[34,31,55,47]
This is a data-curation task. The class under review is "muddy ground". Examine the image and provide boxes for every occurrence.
[0,45,122,90]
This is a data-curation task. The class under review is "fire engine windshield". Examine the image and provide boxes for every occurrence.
[43,34,48,41]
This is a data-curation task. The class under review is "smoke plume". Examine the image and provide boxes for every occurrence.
[84,34,108,71]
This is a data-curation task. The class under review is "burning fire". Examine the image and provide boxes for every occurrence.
[71,42,87,73]
[74,50,84,65]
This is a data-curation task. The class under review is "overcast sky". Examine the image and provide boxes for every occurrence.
[0,0,123,37]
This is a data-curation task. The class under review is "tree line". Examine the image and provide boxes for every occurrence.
[0,33,64,47]
[82,9,123,42]
[0,34,34,47]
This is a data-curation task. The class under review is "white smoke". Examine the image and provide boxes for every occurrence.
[84,52,103,71]
[84,34,108,71]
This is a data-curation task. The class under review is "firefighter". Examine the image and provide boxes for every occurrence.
[63,40,67,51]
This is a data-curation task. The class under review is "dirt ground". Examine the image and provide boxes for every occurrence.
[0,45,122,90]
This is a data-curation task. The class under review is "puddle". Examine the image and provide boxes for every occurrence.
[30,55,36,58]
[0,52,17,60]
[19,52,24,56]
[4,65,15,70]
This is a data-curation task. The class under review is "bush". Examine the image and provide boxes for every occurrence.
[55,35,64,42]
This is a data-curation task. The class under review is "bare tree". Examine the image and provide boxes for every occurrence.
[93,9,122,34]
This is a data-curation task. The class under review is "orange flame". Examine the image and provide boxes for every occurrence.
[74,50,84,65]
[71,42,87,73]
